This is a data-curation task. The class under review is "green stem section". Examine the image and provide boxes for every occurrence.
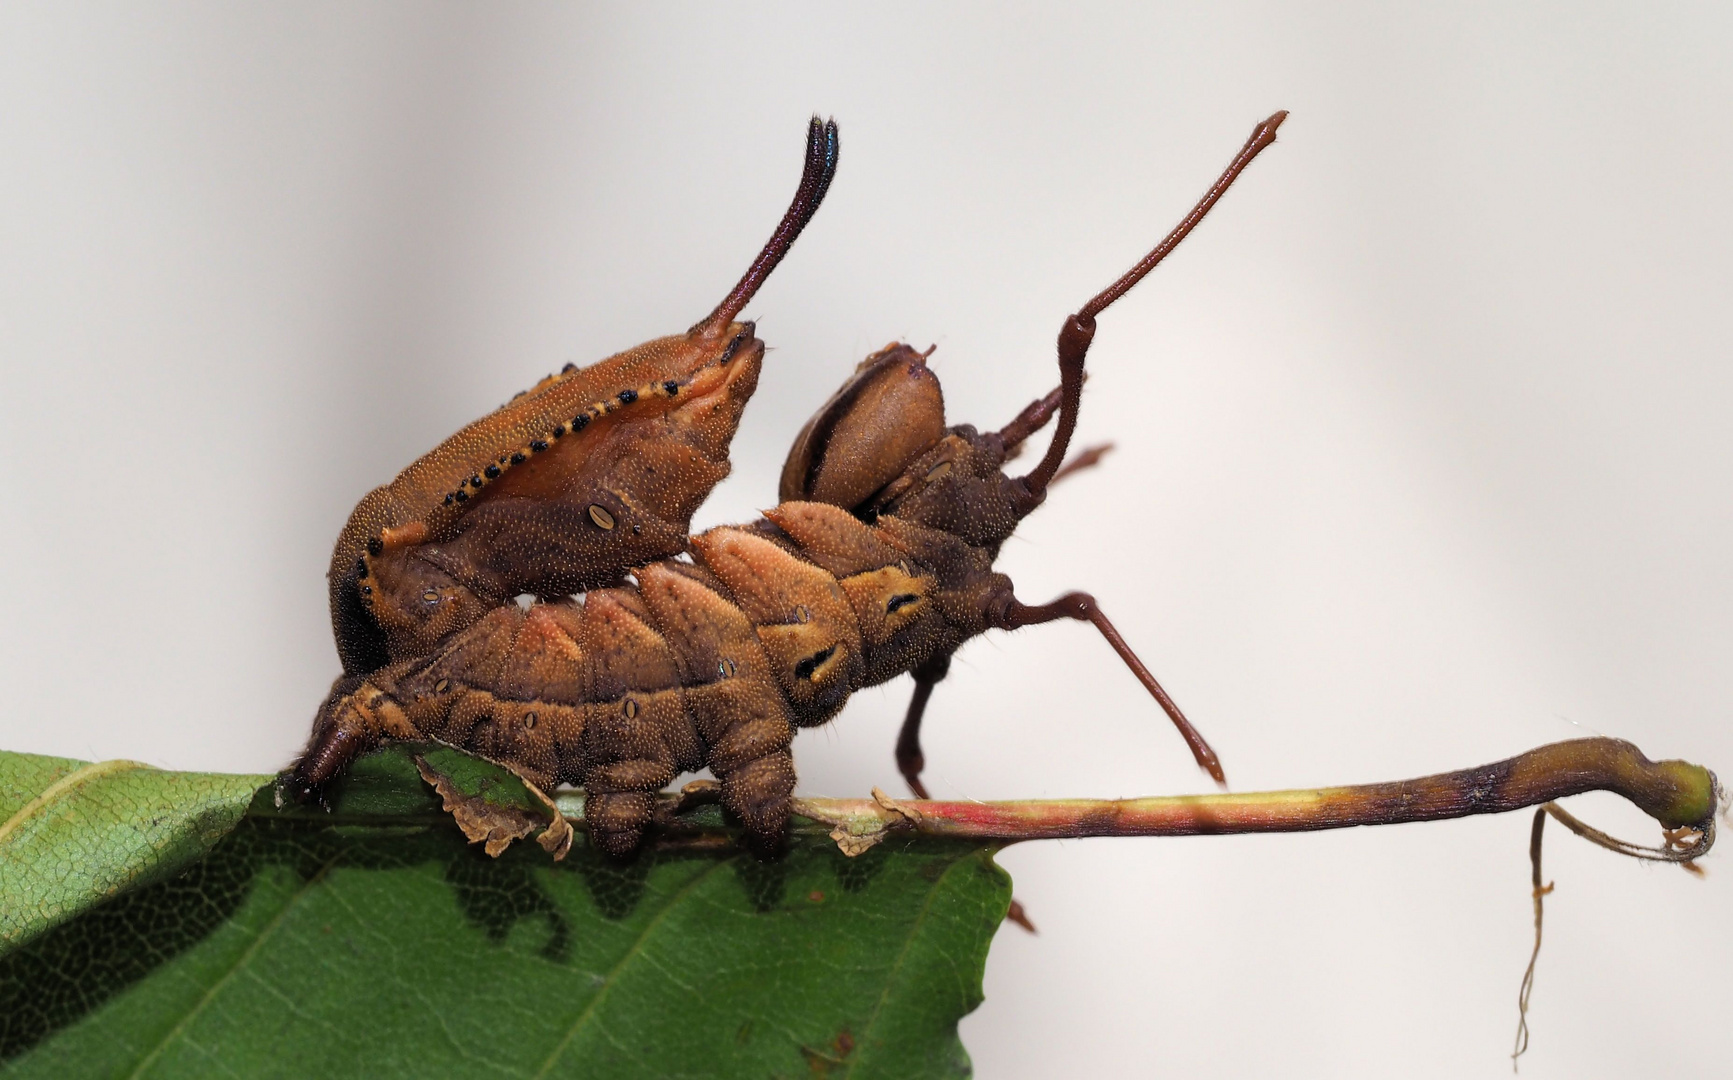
[791,738,1718,850]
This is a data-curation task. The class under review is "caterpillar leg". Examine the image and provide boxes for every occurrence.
[894,652,951,800]
[700,701,797,856]
[718,749,797,857]
[583,759,677,856]
[990,589,1224,785]
[891,652,1036,934]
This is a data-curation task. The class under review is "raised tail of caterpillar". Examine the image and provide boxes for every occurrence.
[290,111,1288,855]
[328,117,838,678]
[292,119,839,807]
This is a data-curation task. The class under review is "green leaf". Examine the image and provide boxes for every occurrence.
[0,751,270,951]
[0,747,1011,1079]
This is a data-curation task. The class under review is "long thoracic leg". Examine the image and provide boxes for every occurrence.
[991,590,1226,786]
[896,653,952,799]
[895,652,1036,933]
[1007,111,1287,517]
[994,383,1113,488]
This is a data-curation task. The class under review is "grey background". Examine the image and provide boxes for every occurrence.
[1,3,1727,1076]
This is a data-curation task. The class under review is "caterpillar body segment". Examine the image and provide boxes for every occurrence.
[779,342,947,510]
[346,334,763,667]
[296,497,1005,855]
[329,118,840,676]
[293,111,1289,855]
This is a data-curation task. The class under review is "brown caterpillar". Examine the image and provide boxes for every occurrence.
[292,112,1289,856]
[317,121,837,685]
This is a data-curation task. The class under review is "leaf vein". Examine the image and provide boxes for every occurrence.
[841,853,971,1079]
[121,852,344,1079]
[530,857,736,1078]
[0,759,147,847]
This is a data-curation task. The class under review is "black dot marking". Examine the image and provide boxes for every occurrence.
[887,593,921,615]
[367,538,384,557]
[499,455,509,464]
[443,494,454,505]
[663,380,679,396]
[571,414,590,431]
[531,440,548,453]
[454,490,469,502]
[470,475,483,488]
[552,424,565,438]
[355,557,368,579]
[360,585,373,596]
[618,388,638,405]
[795,645,837,681]
[510,452,527,465]
[484,464,501,479]
[561,362,576,374]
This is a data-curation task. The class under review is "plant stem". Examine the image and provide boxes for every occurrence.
[790,738,1718,852]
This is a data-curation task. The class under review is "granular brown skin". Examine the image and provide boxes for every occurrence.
[297,376,1031,856]
[295,112,1290,856]
[331,322,764,674]
[300,116,868,854]
[327,114,840,678]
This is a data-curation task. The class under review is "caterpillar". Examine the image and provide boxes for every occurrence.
[325,118,838,676]
[291,111,1288,856]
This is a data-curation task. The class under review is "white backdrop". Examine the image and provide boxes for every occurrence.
[1,4,1727,1077]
